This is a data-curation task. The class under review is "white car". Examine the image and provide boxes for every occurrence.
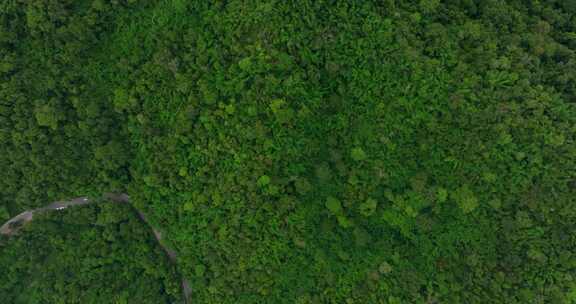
[55,207,66,210]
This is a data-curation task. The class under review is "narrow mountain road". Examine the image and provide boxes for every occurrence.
[0,193,191,303]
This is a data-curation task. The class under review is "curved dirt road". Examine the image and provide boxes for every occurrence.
[0,193,191,303]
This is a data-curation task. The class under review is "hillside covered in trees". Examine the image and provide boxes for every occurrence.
[1,0,575,303]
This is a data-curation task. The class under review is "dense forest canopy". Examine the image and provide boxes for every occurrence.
[1,0,575,303]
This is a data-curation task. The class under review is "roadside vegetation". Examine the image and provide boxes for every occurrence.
[1,0,575,303]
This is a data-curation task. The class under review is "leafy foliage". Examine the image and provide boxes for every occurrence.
[1,0,576,303]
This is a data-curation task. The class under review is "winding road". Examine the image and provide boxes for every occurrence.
[0,198,90,235]
[0,193,191,303]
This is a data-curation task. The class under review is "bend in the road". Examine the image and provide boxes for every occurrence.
[0,194,191,303]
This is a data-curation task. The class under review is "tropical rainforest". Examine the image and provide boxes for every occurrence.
[1,0,575,303]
